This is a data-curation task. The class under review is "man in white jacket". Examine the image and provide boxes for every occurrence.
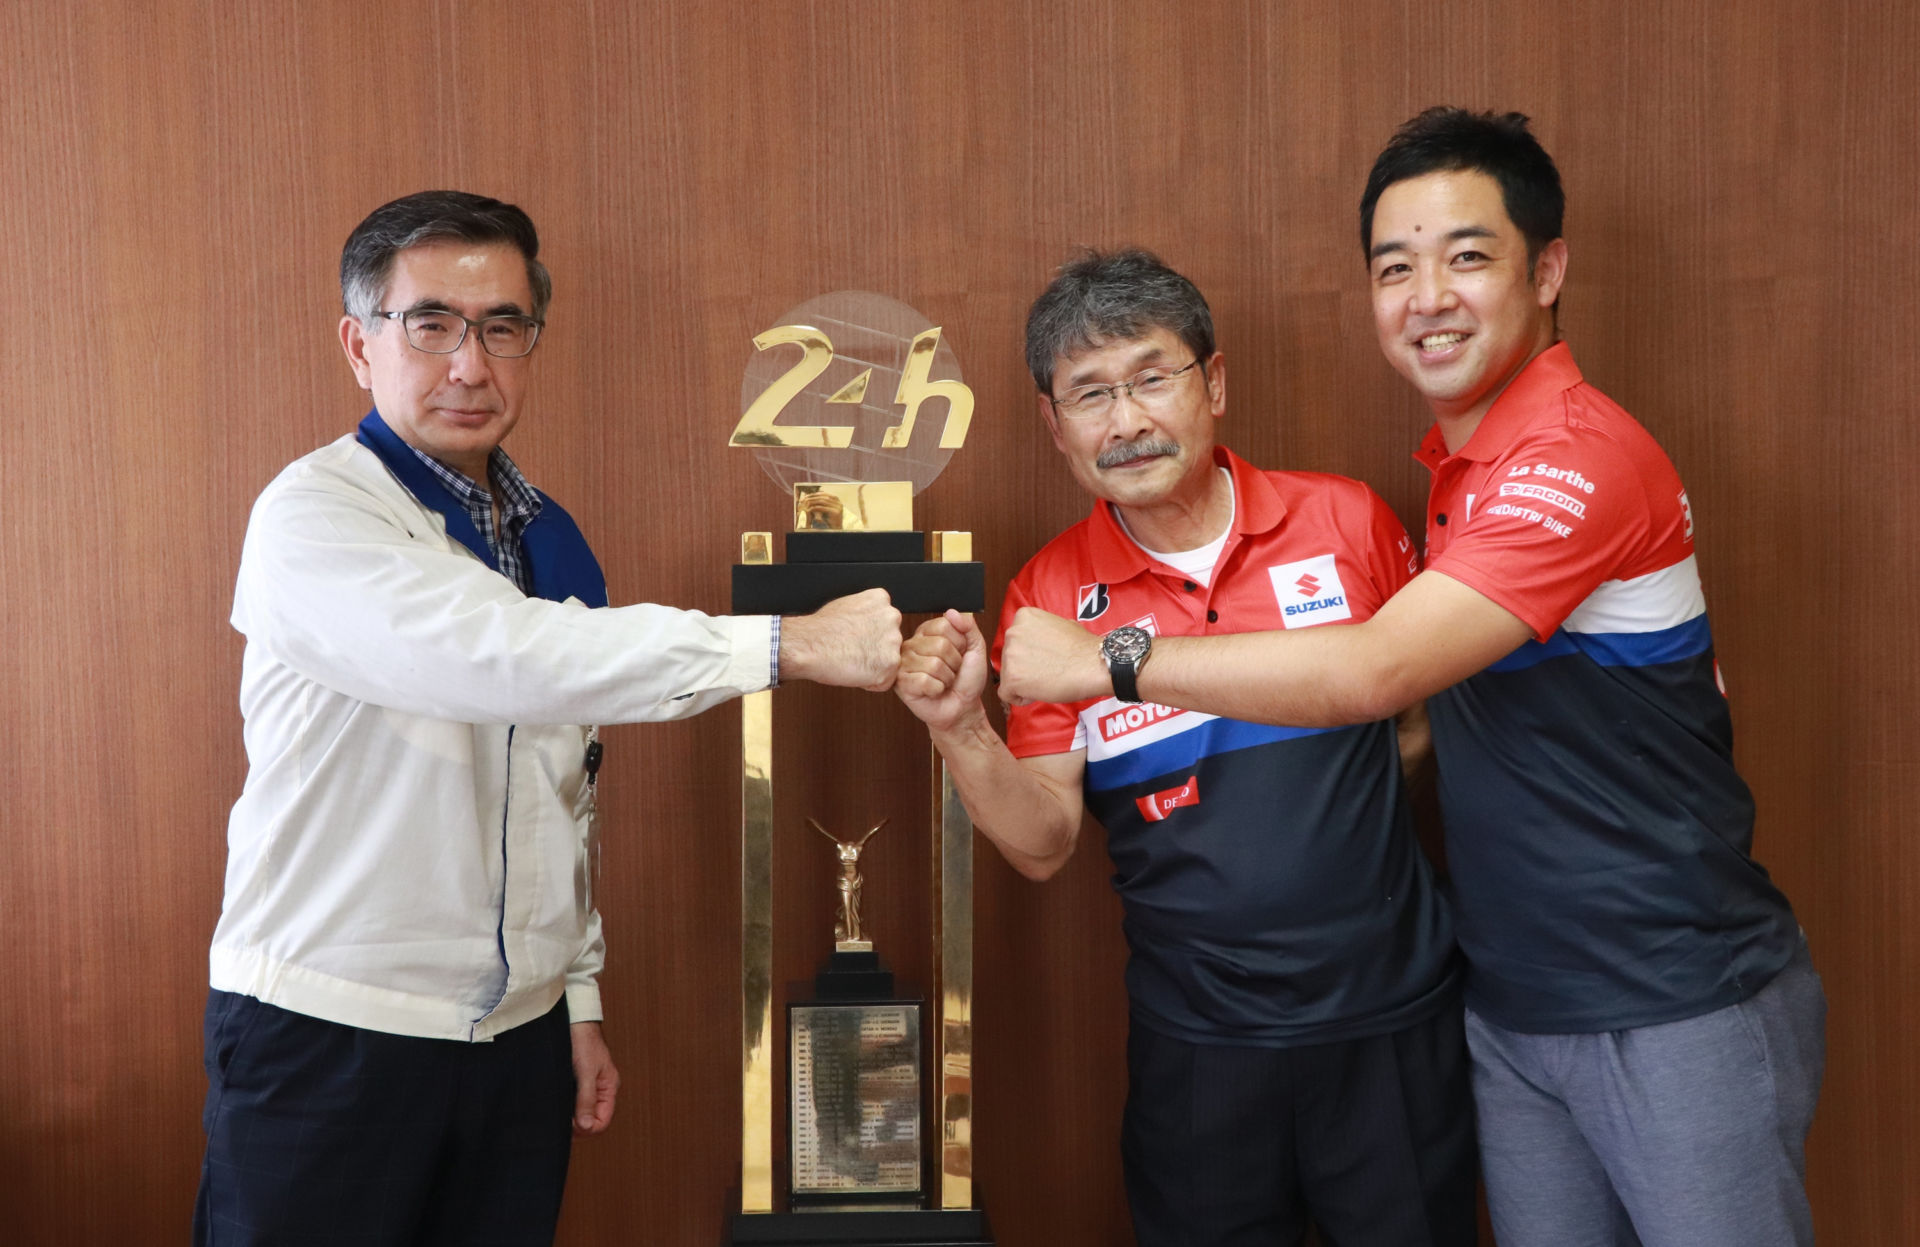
[195,190,902,1246]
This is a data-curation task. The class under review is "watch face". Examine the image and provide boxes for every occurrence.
[1103,625,1151,665]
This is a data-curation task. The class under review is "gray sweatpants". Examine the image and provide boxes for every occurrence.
[1466,943,1826,1247]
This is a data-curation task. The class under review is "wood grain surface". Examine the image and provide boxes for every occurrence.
[1,1,1913,1243]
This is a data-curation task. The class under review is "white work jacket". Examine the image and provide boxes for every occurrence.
[209,434,772,1041]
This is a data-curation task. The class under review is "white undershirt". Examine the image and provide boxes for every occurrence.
[1114,467,1234,587]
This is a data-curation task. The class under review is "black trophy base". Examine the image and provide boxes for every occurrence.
[726,1207,992,1246]
[815,949,894,1000]
[732,558,984,615]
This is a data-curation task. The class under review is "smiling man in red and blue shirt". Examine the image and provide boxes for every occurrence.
[897,249,1476,1247]
[997,111,1826,1247]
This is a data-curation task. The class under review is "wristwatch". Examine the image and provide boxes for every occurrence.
[1101,625,1153,704]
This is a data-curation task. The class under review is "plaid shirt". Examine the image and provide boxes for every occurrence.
[408,445,543,595]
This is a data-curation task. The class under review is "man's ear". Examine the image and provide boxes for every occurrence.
[339,315,375,391]
[1204,351,1226,419]
[1533,238,1569,309]
[1038,391,1067,453]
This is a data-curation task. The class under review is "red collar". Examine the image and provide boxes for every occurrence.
[1082,446,1286,583]
[1414,341,1584,469]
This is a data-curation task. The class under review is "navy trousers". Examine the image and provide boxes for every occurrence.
[193,990,575,1247]
[1121,1002,1479,1247]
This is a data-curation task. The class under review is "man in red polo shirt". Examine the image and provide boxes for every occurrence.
[897,249,1475,1247]
[995,111,1825,1247]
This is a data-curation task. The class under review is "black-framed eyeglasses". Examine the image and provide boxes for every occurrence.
[1051,358,1202,419]
[379,308,544,358]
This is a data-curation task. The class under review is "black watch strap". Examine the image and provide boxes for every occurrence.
[1102,625,1151,703]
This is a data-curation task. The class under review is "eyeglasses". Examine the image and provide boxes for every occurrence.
[1051,358,1202,419]
[379,308,543,358]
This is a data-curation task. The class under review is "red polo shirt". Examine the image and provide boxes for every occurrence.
[989,448,1455,1046]
[1416,341,1698,643]
[1412,343,1799,1034]
[1000,448,1418,760]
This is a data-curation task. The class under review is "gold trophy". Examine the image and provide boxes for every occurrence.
[726,293,990,1245]
[788,820,921,1208]
[814,819,884,951]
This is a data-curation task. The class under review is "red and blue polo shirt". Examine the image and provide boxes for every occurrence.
[993,448,1456,1046]
[1419,342,1798,1034]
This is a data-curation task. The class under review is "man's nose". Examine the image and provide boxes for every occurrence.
[444,330,494,383]
[1103,387,1156,438]
[1410,264,1456,317]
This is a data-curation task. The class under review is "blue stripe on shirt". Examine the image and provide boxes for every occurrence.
[1086,718,1343,792]
[1486,615,1713,673]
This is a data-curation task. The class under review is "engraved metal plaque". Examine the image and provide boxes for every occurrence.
[790,1002,922,1203]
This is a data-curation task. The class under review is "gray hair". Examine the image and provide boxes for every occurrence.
[1023,248,1216,394]
[339,190,552,327]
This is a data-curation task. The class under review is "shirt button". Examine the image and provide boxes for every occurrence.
[1206,610,1218,623]
[1436,513,1448,526]
[1183,581,1198,592]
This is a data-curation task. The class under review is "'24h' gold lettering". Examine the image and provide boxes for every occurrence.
[729,324,974,451]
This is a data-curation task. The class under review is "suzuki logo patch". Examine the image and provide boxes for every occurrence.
[1136,775,1200,822]
[1076,582,1111,621]
[1268,554,1352,627]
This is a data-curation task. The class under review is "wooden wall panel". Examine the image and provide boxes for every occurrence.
[1,1,1914,1243]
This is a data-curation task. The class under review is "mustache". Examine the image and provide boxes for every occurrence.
[1096,438,1179,470]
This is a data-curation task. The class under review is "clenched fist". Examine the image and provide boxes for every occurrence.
[996,606,1109,705]
[896,610,991,734]
[779,588,904,692]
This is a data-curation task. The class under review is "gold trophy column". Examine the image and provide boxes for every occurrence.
[929,531,975,1210]
[739,532,775,1213]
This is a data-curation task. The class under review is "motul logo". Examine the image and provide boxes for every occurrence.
[1099,702,1184,742]
[1295,573,1321,597]
[1136,775,1200,822]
